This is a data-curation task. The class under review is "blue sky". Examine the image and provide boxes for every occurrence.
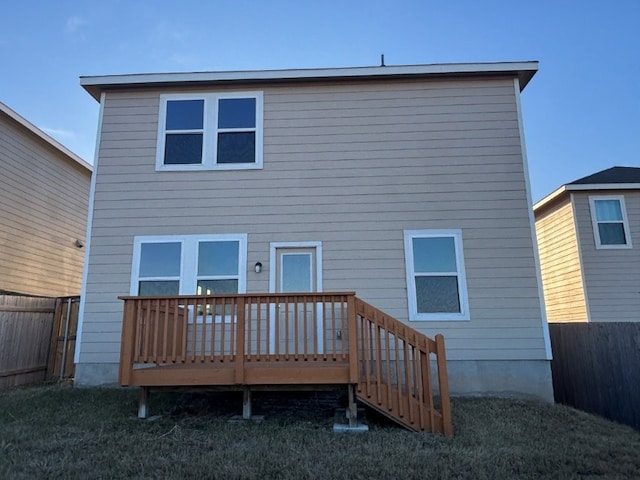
[1,0,638,201]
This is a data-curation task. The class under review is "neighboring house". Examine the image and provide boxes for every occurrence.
[75,62,553,403]
[0,102,92,297]
[534,166,640,322]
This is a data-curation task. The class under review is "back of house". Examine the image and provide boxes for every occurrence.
[76,62,553,401]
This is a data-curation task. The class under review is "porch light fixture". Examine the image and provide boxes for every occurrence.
[254,262,262,273]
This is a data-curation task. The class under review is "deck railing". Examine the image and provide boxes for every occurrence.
[119,293,356,386]
[118,292,452,435]
[354,298,453,434]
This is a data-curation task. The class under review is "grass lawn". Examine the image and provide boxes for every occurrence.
[1,385,640,479]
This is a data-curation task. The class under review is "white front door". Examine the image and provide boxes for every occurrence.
[269,242,323,354]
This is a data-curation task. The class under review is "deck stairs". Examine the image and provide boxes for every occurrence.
[353,298,452,434]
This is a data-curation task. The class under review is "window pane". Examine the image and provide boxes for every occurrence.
[198,241,239,276]
[164,133,203,164]
[412,237,457,272]
[138,281,180,296]
[139,242,181,277]
[197,279,239,295]
[166,99,204,130]
[595,200,623,221]
[217,132,255,164]
[599,223,626,245]
[415,276,460,313]
[282,254,312,292]
[218,98,256,128]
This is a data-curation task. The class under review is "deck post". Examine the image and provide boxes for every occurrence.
[138,387,149,419]
[242,387,252,419]
[235,297,246,384]
[347,384,358,427]
[435,334,453,437]
[119,299,136,386]
[346,294,359,384]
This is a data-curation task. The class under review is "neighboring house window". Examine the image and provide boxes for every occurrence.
[131,234,248,295]
[404,230,470,321]
[589,196,632,249]
[156,92,263,171]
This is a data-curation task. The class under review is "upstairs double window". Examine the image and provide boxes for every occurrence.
[156,92,263,171]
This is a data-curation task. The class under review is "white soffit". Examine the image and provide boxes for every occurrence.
[81,61,539,101]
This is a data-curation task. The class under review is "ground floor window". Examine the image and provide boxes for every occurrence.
[131,234,247,296]
[403,229,470,321]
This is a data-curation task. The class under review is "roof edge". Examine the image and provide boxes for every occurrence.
[533,186,567,213]
[80,61,539,101]
[565,183,640,191]
[0,102,92,172]
[534,183,640,213]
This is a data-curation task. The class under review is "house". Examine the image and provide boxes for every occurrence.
[74,62,554,429]
[0,102,92,297]
[534,166,640,322]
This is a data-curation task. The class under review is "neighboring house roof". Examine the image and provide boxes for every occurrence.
[0,101,92,173]
[80,61,538,101]
[534,166,640,213]
[568,166,640,185]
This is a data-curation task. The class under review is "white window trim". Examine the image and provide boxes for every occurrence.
[156,92,263,172]
[588,195,632,249]
[268,241,323,293]
[130,234,248,295]
[403,229,470,321]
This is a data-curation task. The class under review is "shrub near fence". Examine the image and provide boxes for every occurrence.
[549,322,640,430]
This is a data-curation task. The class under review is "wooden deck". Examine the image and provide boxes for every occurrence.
[119,292,452,435]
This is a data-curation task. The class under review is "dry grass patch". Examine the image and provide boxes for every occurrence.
[1,385,639,479]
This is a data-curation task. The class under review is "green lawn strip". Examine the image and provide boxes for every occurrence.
[1,385,639,479]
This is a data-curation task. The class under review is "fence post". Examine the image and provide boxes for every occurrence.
[235,297,246,384]
[435,334,453,436]
[347,294,359,384]
[59,297,73,381]
[46,298,64,379]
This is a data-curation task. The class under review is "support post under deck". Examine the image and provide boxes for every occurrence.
[138,387,149,419]
[347,384,357,427]
[242,387,252,419]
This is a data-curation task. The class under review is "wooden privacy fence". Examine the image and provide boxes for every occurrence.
[0,294,79,387]
[48,297,80,381]
[549,322,640,430]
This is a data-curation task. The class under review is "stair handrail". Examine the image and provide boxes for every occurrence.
[353,297,453,436]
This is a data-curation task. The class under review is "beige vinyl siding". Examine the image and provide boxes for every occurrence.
[534,197,587,321]
[573,191,640,322]
[0,113,90,297]
[80,77,547,366]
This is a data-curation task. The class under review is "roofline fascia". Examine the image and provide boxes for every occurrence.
[0,102,92,172]
[80,61,539,101]
[533,186,567,213]
[534,183,640,213]
[564,183,640,191]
